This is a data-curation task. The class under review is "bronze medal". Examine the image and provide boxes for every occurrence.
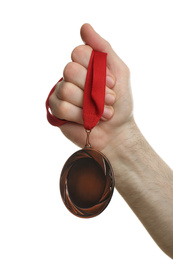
[60,131,114,218]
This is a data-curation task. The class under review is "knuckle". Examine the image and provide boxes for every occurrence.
[57,101,69,119]
[48,94,54,109]
[71,46,81,61]
[48,89,70,120]
[125,65,130,77]
[121,62,130,77]
[58,82,71,100]
[105,40,111,48]
[71,45,92,61]
[48,94,58,116]
[104,40,112,52]
[63,62,75,80]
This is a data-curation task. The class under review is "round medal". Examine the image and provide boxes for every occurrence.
[60,148,114,218]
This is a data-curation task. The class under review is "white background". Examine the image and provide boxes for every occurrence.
[0,0,173,259]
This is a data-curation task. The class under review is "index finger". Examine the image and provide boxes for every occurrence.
[71,45,116,89]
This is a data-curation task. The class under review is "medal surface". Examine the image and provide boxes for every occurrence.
[60,148,114,218]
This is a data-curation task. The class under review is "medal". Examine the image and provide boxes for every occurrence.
[46,50,115,218]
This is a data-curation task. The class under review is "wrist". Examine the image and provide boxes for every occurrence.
[102,117,144,183]
[103,116,139,156]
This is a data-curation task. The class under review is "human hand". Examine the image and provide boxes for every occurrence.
[49,24,133,152]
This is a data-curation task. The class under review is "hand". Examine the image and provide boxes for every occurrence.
[49,24,133,152]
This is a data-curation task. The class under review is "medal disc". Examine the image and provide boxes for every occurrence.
[60,148,114,218]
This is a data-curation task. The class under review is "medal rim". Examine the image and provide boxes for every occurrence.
[60,148,115,218]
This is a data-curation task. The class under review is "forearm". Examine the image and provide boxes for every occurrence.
[48,23,173,257]
[103,118,173,258]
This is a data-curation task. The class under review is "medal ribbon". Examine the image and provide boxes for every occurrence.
[46,50,107,130]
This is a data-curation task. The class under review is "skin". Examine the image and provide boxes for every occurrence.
[49,24,173,258]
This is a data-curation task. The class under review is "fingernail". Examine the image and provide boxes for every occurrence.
[102,106,113,120]
[106,76,115,88]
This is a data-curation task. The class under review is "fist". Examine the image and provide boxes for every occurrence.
[48,24,133,151]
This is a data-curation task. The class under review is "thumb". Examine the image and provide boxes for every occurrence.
[80,23,124,73]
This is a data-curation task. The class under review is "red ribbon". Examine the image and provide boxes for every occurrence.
[46,50,107,130]
[83,51,107,130]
